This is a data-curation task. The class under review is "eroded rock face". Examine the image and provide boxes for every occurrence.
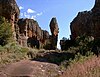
[49,17,59,49]
[0,0,19,20]
[50,17,59,36]
[17,18,59,50]
[0,0,20,40]
[17,18,50,48]
[92,0,100,12]
[0,0,59,50]
[60,0,100,50]
[70,0,100,40]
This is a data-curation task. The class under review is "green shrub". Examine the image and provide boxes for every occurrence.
[0,43,29,65]
[75,35,94,55]
[0,16,12,46]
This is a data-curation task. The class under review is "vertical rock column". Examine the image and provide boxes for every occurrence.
[49,17,59,49]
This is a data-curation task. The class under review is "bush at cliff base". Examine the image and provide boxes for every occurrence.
[0,16,12,46]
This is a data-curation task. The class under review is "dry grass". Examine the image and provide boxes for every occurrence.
[60,56,100,77]
[0,43,50,65]
[0,42,41,65]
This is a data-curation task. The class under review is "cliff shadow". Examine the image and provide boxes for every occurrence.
[29,51,75,65]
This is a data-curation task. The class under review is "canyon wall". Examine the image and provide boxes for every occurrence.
[60,0,100,50]
[70,0,100,40]
[17,18,59,49]
[0,0,20,40]
[17,18,50,48]
[0,0,59,49]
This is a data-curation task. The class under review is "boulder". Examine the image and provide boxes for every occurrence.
[0,60,62,77]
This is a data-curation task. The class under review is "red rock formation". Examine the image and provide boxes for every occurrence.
[49,17,59,49]
[0,0,59,50]
[60,0,100,51]
[50,17,59,36]
[17,18,50,48]
[17,18,59,50]
[70,0,100,40]
[0,0,20,40]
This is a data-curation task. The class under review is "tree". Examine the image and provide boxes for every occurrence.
[75,35,94,55]
[0,16,12,46]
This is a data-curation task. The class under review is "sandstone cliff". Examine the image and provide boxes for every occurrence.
[0,0,20,40]
[0,0,19,20]
[0,0,59,50]
[49,17,59,49]
[17,18,59,50]
[17,18,50,48]
[70,0,100,40]
[60,0,100,50]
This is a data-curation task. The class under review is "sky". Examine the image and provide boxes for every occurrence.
[16,0,95,49]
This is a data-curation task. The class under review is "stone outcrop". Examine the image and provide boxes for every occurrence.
[17,18,59,50]
[0,0,20,40]
[49,17,59,49]
[70,0,100,40]
[0,0,19,20]
[60,0,100,50]
[0,0,59,50]
[60,39,76,51]
[17,18,50,48]
[0,60,62,77]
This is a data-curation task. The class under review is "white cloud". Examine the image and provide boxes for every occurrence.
[31,15,36,19]
[27,9,36,14]
[36,12,43,16]
[31,16,36,20]
[24,12,30,18]
[19,6,24,10]
[20,13,23,17]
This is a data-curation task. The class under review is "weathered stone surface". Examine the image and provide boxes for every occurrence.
[0,60,62,77]
[0,0,20,40]
[92,0,100,12]
[17,18,59,50]
[0,0,59,50]
[60,0,100,50]
[50,17,59,36]
[43,30,50,40]
[0,0,19,20]
[49,17,59,49]
[70,0,100,40]
[17,18,50,49]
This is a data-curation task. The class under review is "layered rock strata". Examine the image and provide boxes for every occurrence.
[17,18,50,48]
[0,0,59,50]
